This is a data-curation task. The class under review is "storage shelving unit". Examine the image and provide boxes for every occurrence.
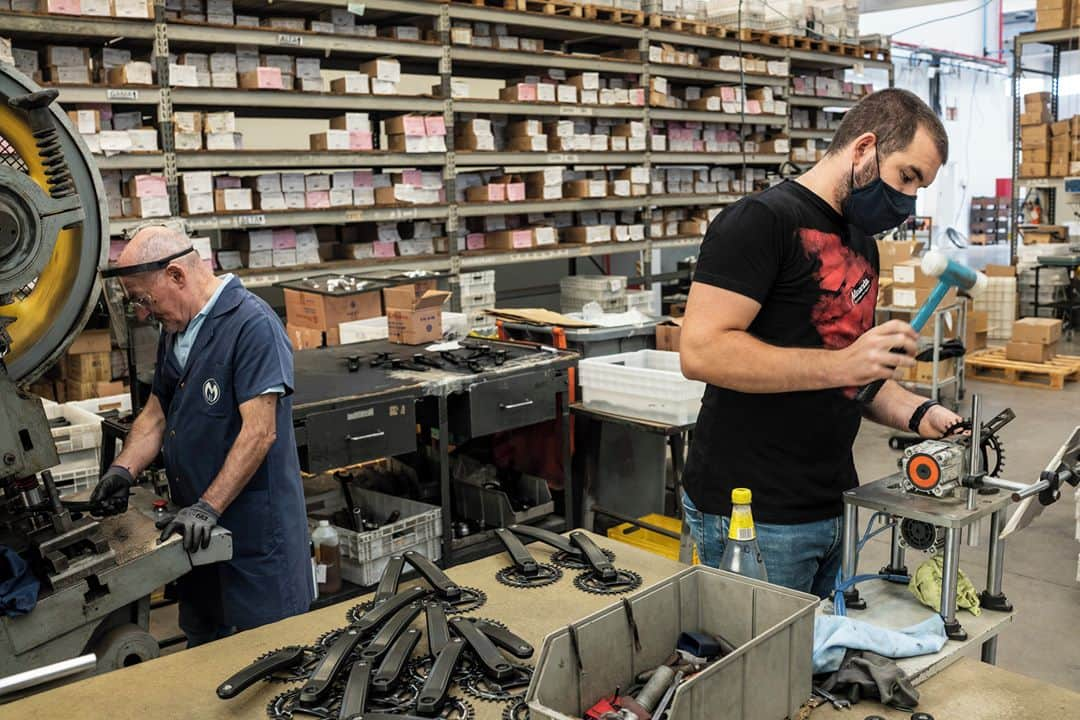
[1010,27,1080,262]
[2,0,889,300]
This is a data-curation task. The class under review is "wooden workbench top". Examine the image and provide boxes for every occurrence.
[5,533,680,720]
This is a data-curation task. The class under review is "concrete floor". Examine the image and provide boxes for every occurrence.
[852,338,1080,692]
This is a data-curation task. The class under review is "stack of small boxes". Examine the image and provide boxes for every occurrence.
[560,275,628,314]
[45,45,92,86]
[310,113,374,152]
[458,270,497,334]
[62,329,125,402]
[1007,317,1063,364]
[282,275,384,350]
[1020,92,1053,178]
[125,173,170,219]
[384,114,448,153]
[1034,0,1080,30]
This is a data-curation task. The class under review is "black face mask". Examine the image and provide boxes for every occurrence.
[841,148,917,235]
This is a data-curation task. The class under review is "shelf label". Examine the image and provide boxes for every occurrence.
[547,153,579,163]
[107,89,139,101]
[345,210,367,222]
[381,207,418,221]
[560,105,593,116]
[347,2,365,16]
[277,33,303,47]
[235,214,266,227]
[244,274,279,286]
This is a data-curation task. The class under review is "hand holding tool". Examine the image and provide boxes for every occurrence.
[856,252,987,404]
[157,499,219,552]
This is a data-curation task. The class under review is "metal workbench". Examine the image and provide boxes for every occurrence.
[292,338,578,567]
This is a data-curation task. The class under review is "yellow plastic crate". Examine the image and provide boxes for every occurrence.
[607,513,697,564]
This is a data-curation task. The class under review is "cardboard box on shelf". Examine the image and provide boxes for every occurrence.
[283,286,382,331]
[1021,124,1050,147]
[330,75,370,94]
[181,192,213,215]
[892,285,958,309]
[562,226,612,244]
[309,130,351,151]
[358,58,400,83]
[68,328,111,355]
[486,229,534,250]
[1012,317,1062,344]
[239,67,283,90]
[65,351,112,383]
[1006,340,1058,363]
[131,196,170,218]
[65,379,125,402]
[1022,225,1068,243]
[214,188,253,212]
[914,356,957,384]
[285,324,340,351]
[107,61,153,85]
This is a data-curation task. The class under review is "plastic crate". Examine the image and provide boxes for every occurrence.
[625,289,658,316]
[70,393,132,417]
[578,350,704,424]
[459,271,495,295]
[560,274,627,296]
[527,565,817,720]
[52,459,100,498]
[561,295,628,314]
[45,403,104,465]
[607,513,697,563]
[459,290,496,309]
[305,487,442,588]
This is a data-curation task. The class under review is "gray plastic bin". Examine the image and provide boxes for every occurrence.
[500,321,659,359]
[526,565,818,720]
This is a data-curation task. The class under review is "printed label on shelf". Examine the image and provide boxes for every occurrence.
[345,210,367,222]
[106,89,139,101]
[246,274,279,285]
[380,207,418,220]
[235,214,267,227]
[560,105,593,116]
[277,33,303,47]
[547,153,579,163]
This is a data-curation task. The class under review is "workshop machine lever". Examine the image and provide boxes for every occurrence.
[361,602,423,663]
[216,646,306,700]
[425,601,452,657]
[449,616,514,680]
[416,638,466,716]
[494,528,563,589]
[372,628,421,691]
[856,251,987,404]
[353,587,429,634]
[300,627,365,704]
[474,620,533,660]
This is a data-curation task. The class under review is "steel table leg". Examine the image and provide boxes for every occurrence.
[881,522,908,581]
[979,509,1013,664]
[438,395,452,565]
[840,501,864,608]
[941,526,967,640]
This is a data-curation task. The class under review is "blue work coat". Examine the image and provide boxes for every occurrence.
[152,277,313,630]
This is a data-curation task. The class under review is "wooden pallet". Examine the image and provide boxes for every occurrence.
[858,45,891,63]
[735,26,793,48]
[457,0,586,19]
[580,3,645,26]
[965,348,1080,390]
[648,13,709,35]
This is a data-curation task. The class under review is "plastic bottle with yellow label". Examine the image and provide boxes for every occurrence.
[718,488,768,582]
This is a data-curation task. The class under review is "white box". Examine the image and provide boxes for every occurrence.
[295,57,321,79]
[99,131,132,153]
[182,192,214,215]
[329,188,353,207]
[216,188,252,211]
[206,132,242,151]
[579,350,704,425]
[305,174,331,192]
[284,192,307,209]
[203,111,236,133]
[127,129,158,151]
[181,171,213,195]
[371,79,397,95]
[256,192,286,211]
[169,64,199,87]
[332,74,369,94]
[281,173,306,193]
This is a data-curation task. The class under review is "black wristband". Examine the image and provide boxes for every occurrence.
[908,400,940,434]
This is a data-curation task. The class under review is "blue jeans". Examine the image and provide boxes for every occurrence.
[682,491,843,599]
[178,599,237,648]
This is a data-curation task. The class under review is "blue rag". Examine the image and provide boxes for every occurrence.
[0,546,40,616]
[813,613,947,674]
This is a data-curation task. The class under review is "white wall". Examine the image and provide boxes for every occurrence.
[860,0,1004,58]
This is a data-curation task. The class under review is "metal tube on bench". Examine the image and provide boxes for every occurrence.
[966,395,982,547]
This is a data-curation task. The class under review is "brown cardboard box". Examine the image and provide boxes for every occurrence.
[969,309,989,333]
[1021,108,1052,126]
[1024,91,1052,109]
[655,318,682,352]
[383,287,451,345]
[1012,317,1063,344]
[891,285,958,309]
[1050,161,1071,177]
[892,258,936,288]
[380,280,438,307]
[65,351,112,383]
[1020,162,1050,177]
[877,278,893,307]
[283,287,381,331]
[1037,10,1069,31]
[67,329,111,355]
[876,239,923,273]
[1023,225,1068,243]
[966,327,988,352]
[1025,146,1050,163]
[915,356,957,384]
[1006,340,1058,363]
[65,379,125,401]
[285,324,340,350]
[984,264,1016,277]
[1021,124,1050,147]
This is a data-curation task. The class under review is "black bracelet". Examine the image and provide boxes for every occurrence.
[908,400,940,434]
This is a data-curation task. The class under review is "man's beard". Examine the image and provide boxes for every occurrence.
[835,157,879,208]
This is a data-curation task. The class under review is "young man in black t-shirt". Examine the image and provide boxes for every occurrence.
[679,89,963,598]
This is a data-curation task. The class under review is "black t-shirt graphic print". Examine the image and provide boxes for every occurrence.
[682,180,879,524]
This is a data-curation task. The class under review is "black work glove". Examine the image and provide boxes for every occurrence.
[158,499,220,552]
[89,465,134,516]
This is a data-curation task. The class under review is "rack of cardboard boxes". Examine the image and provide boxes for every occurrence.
[1,0,888,351]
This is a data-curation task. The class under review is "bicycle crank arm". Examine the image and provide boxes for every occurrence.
[403,550,462,601]
[361,602,423,663]
[339,661,372,719]
[417,638,466,716]
[354,587,429,634]
[374,555,406,603]
[449,616,514,680]
[300,627,365,704]
[425,601,452,657]
[507,524,577,555]
[216,646,306,699]
[495,528,540,576]
[373,628,421,690]
[475,620,533,660]
[570,532,618,582]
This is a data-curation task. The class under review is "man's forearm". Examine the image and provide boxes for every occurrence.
[114,398,166,475]
[200,421,276,514]
[683,329,845,393]
[863,380,924,431]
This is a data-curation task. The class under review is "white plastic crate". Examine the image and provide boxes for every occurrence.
[343,536,441,587]
[625,289,658,315]
[339,312,468,344]
[45,404,103,465]
[71,393,131,417]
[459,290,496,309]
[52,459,100,498]
[560,274,627,296]
[578,349,705,424]
[459,270,495,294]
[561,295,628,314]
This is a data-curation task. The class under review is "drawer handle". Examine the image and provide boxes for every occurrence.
[499,400,534,411]
[347,430,385,442]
